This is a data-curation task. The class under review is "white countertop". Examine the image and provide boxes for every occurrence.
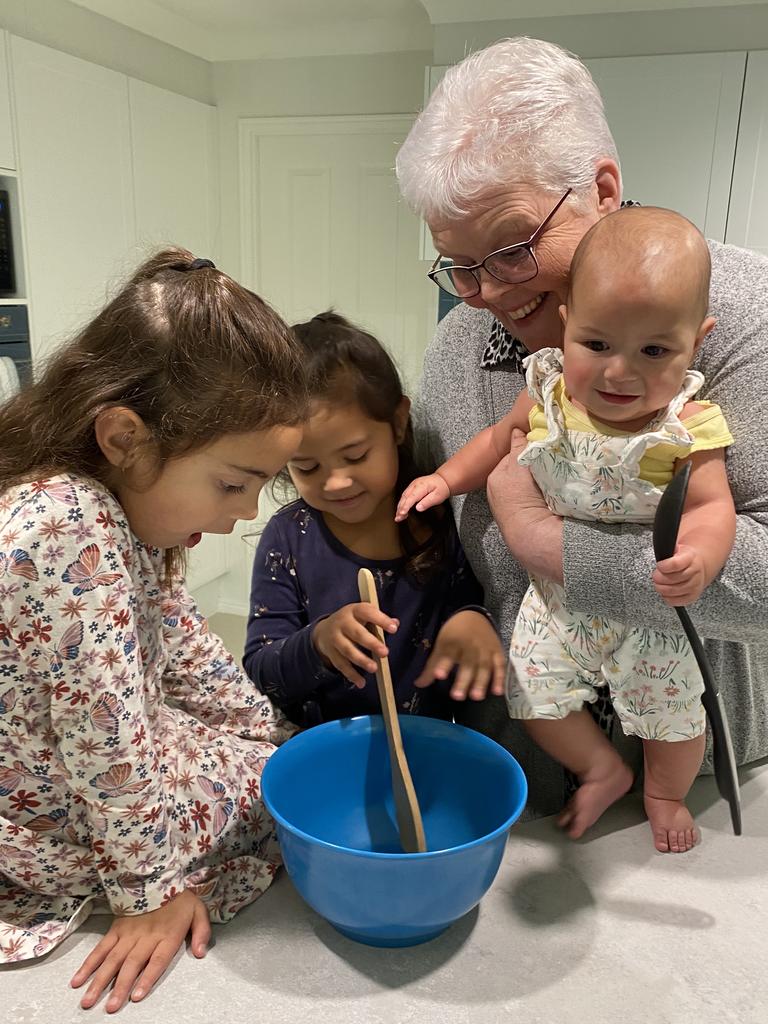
[5,764,767,1024]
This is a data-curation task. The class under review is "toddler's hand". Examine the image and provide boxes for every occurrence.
[395,474,451,522]
[312,603,399,687]
[71,888,210,1013]
[652,543,708,606]
[414,610,506,701]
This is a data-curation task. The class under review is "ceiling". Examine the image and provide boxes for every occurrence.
[69,0,764,60]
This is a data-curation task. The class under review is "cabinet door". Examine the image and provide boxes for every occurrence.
[588,52,745,240]
[11,37,135,366]
[424,52,745,252]
[129,79,219,262]
[0,32,15,169]
[726,51,768,256]
[129,78,225,593]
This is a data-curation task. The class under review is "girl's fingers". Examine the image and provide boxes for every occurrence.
[80,946,128,1009]
[467,663,493,701]
[189,899,211,958]
[337,626,382,667]
[105,948,149,1013]
[71,932,119,988]
[347,621,389,660]
[129,941,180,1005]
[355,604,398,635]
[451,660,481,700]
[415,654,456,687]
[490,654,507,697]
[329,651,367,688]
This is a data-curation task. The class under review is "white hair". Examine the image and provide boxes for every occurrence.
[396,37,621,222]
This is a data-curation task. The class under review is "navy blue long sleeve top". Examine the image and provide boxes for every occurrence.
[243,501,490,727]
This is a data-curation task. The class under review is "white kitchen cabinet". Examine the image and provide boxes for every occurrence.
[0,32,15,170]
[128,79,223,592]
[422,52,746,258]
[11,38,224,593]
[11,36,135,367]
[129,78,219,262]
[726,50,768,256]
[588,52,744,241]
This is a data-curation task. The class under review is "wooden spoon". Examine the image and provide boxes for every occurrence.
[357,567,427,853]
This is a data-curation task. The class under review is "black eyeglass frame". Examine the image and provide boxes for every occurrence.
[427,187,573,298]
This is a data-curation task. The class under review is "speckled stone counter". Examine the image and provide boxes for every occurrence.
[5,765,768,1024]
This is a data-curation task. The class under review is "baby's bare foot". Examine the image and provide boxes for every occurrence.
[557,761,633,839]
[644,794,700,853]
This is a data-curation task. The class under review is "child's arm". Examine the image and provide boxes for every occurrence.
[396,391,534,521]
[5,493,196,1007]
[653,446,736,606]
[241,517,395,698]
[414,533,506,701]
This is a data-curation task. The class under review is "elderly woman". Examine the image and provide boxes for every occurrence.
[396,37,768,820]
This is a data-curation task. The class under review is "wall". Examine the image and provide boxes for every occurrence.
[0,0,212,102]
[212,49,430,279]
[433,4,768,62]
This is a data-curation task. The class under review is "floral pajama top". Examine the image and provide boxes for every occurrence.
[0,474,294,963]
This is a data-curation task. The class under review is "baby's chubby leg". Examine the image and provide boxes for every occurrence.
[524,710,633,839]
[642,735,705,853]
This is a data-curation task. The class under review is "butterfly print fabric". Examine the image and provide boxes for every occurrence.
[0,475,295,962]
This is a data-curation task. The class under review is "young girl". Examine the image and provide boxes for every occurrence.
[243,312,505,728]
[397,207,737,854]
[0,249,307,1010]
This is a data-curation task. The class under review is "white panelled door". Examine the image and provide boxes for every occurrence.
[239,116,437,390]
[11,37,136,366]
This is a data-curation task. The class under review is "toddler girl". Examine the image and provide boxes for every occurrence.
[243,311,505,727]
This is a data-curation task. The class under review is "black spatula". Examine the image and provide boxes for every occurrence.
[652,461,742,835]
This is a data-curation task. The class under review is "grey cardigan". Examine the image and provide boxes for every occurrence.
[418,240,768,818]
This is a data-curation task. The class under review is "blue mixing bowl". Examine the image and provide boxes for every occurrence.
[262,714,527,947]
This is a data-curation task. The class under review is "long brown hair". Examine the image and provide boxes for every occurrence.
[0,246,308,575]
[284,311,451,583]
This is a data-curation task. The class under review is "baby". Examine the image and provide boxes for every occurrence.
[398,206,736,853]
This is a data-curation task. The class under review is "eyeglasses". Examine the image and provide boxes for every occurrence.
[428,188,573,299]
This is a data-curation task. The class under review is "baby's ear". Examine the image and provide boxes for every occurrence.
[694,315,717,352]
[94,407,148,468]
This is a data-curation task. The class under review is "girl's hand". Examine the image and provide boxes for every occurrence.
[395,474,451,522]
[312,603,399,687]
[415,610,506,701]
[71,889,210,1013]
[652,543,708,606]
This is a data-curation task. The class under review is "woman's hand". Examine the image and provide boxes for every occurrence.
[415,610,506,700]
[71,889,210,1013]
[395,473,451,522]
[312,603,399,687]
[487,429,564,584]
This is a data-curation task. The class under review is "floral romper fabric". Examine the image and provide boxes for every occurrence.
[0,474,295,963]
[506,348,733,742]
